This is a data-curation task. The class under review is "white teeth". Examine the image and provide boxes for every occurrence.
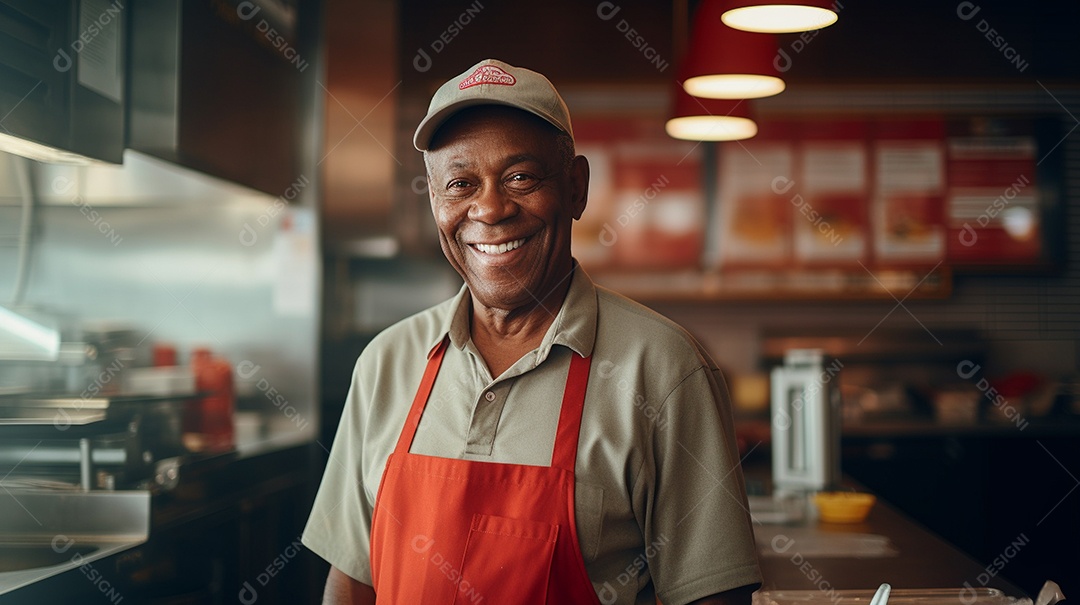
[474,238,525,255]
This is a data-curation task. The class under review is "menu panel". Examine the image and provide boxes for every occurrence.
[945,132,1042,265]
[571,116,705,270]
[797,141,869,265]
[717,142,794,268]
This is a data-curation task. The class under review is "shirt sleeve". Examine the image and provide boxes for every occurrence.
[301,360,375,585]
[640,365,763,605]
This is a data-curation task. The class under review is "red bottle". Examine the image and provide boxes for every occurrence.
[188,348,235,452]
[153,343,177,367]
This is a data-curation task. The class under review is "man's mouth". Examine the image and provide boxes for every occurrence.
[472,238,526,255]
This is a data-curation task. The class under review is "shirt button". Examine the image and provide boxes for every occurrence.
[484,391,496,402]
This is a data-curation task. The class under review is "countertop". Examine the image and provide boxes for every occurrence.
[0,439,320,603]
[747,469,1026,596]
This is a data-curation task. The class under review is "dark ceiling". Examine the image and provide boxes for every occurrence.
[396,0,1080,91]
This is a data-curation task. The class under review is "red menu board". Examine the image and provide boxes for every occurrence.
[571,116,705,270]
[716,140,794,268]
[945,122,1042,265]
[871,119,947,267]
[796,120,871,266]
[572,106,1053,277]
[717,120,873,269]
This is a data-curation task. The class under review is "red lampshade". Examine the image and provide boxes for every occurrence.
[721,0,838,34]
[682,0,785,100]
[666,83,757,142]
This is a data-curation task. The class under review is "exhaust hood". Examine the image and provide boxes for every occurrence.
[127,0,306,195]
[0,0,126,164]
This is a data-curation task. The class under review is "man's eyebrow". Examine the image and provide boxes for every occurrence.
[438,153,546,172]
[504,153,545,167]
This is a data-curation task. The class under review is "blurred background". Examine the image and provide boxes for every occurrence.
[0,0,1077,602]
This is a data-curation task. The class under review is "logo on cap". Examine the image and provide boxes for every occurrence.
[458,65,516,90]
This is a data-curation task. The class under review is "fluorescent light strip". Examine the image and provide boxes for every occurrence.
[0,306,61,360]
[0,132,95,165]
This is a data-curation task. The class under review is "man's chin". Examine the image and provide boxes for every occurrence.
[467,280,542,312]
[460,256,571,311]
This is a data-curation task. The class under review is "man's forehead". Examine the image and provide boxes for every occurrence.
[427,105,564,151]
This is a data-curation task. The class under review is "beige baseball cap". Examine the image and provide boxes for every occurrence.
[413,59,574,151]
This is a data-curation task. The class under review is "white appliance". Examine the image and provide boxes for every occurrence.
[770,348,842,491]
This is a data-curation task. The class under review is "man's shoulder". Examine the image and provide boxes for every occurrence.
[593,285,711,367]
[361,296,457,364]
[594,285,697,344]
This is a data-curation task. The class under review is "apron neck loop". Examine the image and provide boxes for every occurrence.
[550,353,592,472]
[393,336,449,455]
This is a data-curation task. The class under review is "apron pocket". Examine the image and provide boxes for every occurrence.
[453,513,559,605]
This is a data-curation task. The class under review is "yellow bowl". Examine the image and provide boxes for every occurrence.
[814,492,876,523]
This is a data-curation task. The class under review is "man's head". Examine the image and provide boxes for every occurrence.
[416,60,589,313]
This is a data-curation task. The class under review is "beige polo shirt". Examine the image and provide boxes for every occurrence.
[302,265,761,605]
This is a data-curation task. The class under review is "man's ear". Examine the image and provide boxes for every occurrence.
[569,155,590,220]
[423,159,438,211]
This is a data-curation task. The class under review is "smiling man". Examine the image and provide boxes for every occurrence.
[302,59,762,605]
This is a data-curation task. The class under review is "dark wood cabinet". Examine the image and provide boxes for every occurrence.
[128,0,317,196]
[844,428,1080,596]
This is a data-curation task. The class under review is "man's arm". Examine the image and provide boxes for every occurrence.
[322,566,376,605]
[643,363,763,604]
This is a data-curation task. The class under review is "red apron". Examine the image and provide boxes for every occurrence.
[369,337,603,605]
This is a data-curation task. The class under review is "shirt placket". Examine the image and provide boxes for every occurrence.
[465,379,513,456]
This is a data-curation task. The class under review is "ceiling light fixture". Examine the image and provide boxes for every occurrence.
[0,132,95,165]
[721,0,839,34]
[666,84,758,142]
[682,0,786,100]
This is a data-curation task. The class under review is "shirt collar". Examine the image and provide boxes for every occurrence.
[433,261,598,360]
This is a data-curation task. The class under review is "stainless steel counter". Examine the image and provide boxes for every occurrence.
[0,438,320,602]
[0,490,149,596]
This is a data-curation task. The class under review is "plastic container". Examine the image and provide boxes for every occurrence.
[813,491,876,523]
[152,343,178,367]
[124,366,195,396]
[185,348,235,452]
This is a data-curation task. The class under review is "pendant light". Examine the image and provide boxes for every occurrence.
[721,0,838,34]
[666,83,757,142]
[682,0,785,100]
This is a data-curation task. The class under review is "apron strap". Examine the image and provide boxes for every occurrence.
[393,336,449,455]
[551,353,592,472]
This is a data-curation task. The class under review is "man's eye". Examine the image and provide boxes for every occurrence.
[507,173,536,186]
[447,179,471,190]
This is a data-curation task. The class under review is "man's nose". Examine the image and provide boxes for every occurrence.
[468,184,519,224]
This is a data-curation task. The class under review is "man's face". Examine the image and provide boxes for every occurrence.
[425,106,588,312]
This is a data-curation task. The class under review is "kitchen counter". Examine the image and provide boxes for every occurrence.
[747,469,1026,596]
[0,490,150,597]
[0,439,323,604]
